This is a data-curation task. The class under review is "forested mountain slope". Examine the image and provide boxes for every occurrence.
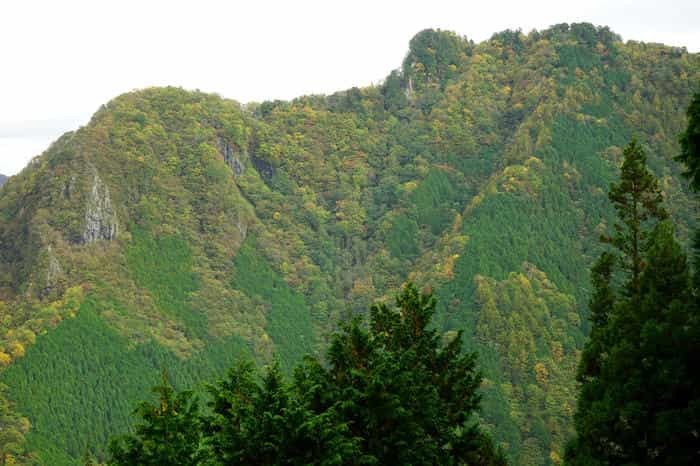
[0,23,698,465]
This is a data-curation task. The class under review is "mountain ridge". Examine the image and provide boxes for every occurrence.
[0,23,698,465]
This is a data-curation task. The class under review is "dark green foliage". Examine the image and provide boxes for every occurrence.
[0,24,699,466]
[381,71,408,112]
[231,237,315,369]
[109,285,503,465]
[605,141,668,295]
[576,252,615,381]
[409,168,458,234]
[490,29,525,55]
[677,90,700,291]
[109,373,203,465]
[567,141,700,464]
[677,91,700,191]
[0,302,169,465]
[542,23,620,48]
[126,227,203,336]
[204,361,358,465]
[403,29,470,90]
[470,264,582,465]
[386,216,420,258]
[0,298,251,465]
[588,253,616,329]
[307,283,506,465]
[204,362,286,464]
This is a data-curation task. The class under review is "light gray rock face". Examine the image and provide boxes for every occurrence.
[236,212,247,240]
[0,174,7,187]
[45,245,63,293]
[37,245,64,297]
[82,167,118,243]
[405,76,414,99]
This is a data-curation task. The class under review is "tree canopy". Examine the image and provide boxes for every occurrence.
[108,284,505,465]
[0,25,698,465]
[567,138,700,465]
[677,91,700,192]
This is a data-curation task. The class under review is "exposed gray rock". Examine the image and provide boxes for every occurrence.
[250,153,274,183]
[0,174,7,187]
[82,166,118,243]
[62,174,77,199]
[46,245,63,289]
[218,138,245,176]
[405,76,414,99]
[236,212,247,240]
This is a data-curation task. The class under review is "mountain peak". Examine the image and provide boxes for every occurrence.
[402,28,472,88]
[0,25,697,465]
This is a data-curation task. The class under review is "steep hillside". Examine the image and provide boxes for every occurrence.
[0,23,698,465]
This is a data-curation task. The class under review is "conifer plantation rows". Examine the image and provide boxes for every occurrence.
[105,97,700,464]
[0,24,698,464]
[108,285,505,465]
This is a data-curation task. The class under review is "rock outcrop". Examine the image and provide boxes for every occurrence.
[218,138,245,176]
[82,166,118,243]
[43,245,64,296]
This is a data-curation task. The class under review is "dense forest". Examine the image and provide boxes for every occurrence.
[566,130,700,465]
[108,284,507,466]
[0,23,698,465]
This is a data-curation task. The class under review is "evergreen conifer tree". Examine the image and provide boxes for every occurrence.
[108,372,203,465]
[677,90,700,291]
[203,361,358,465]
[677,91,700,192]
[567,139,699,465]
[108,285,503,465]
[605,140,668,297]
[313,283,506,465]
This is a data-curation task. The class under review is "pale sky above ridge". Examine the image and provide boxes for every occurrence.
[1,0,698,176]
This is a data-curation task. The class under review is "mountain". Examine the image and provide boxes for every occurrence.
[0,23,698,465]
[0,175,7,187]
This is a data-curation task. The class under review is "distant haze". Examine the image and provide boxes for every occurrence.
[1,0,698,176]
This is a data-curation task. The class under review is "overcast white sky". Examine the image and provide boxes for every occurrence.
[1,0,698,176]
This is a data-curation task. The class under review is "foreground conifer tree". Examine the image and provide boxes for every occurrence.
[566,139,700,464]
[298,283,506,465]
[109,372,203,465]
[108,284,504,465]
[677,90,700,291]
[678,91,700,193]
